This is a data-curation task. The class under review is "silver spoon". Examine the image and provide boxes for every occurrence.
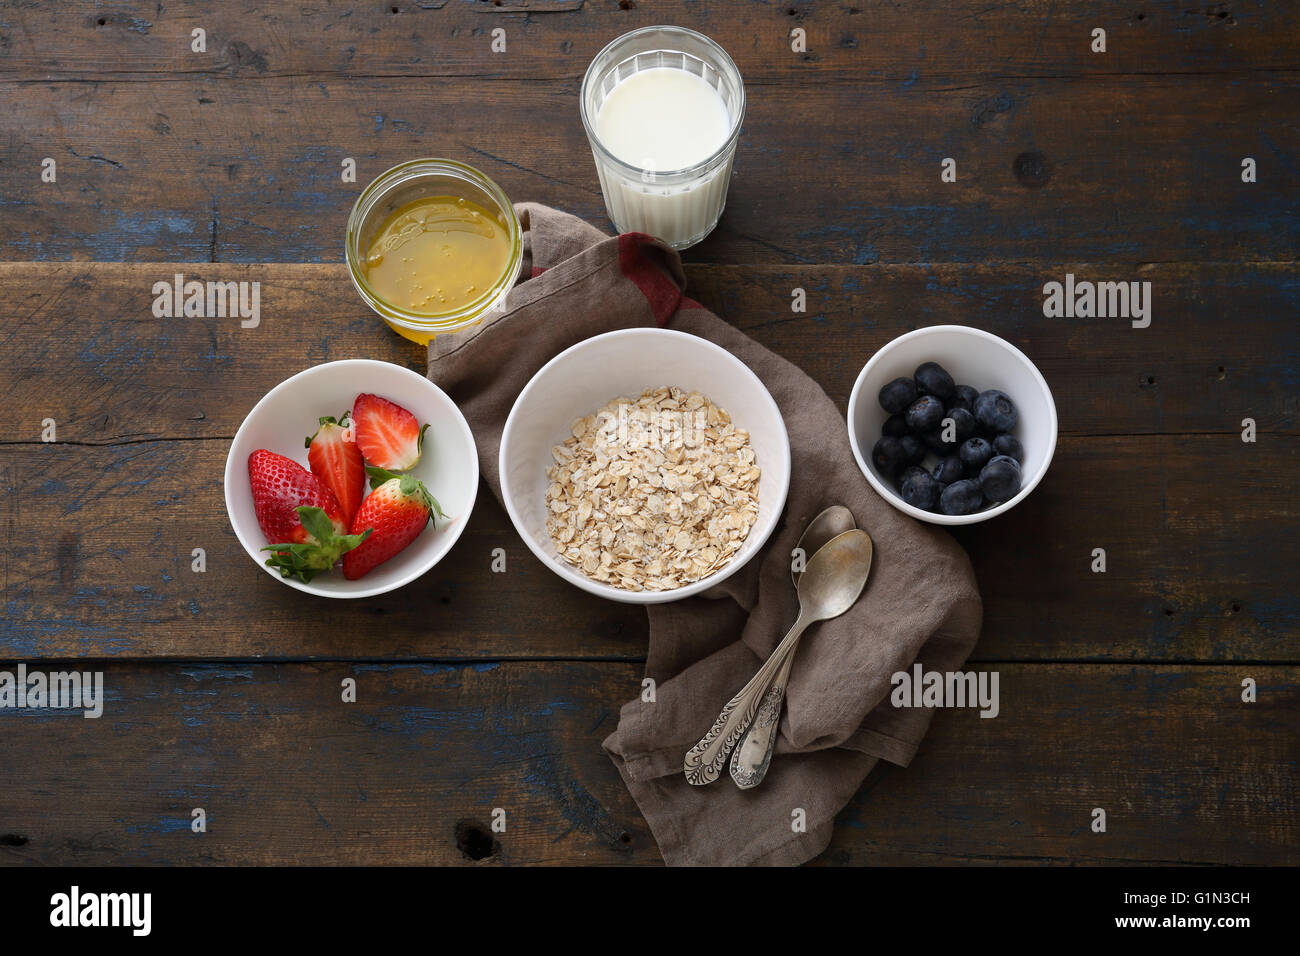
[684,528,875,786]
[730,507,859,789]
[790,506,858,589]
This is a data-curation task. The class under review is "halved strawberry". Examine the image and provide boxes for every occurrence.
[248,449,370,582]
[342,467,445,580]
[306,413,366,526]
[352,393,429,472]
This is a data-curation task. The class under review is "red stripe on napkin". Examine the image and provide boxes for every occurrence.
[618,232,682,326]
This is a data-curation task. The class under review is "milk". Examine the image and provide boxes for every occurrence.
[595,68,731,172]
[582,33,745,251]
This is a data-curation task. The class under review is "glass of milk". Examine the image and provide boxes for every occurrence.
[580,26,745,250]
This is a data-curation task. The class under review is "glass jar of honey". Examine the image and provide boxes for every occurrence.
[346,159,523,344]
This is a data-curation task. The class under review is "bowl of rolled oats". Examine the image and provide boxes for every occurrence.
[500,328,790,603]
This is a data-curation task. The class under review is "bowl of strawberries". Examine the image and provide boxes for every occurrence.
[224,359,479,598]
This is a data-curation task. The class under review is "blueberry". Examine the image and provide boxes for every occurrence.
[899,434,926,464]
[901,472,942,511]
[914,362,956,400]
[959,437,994,473]
[979,455,1022,502]
[993,433,1024,463]
[974,389,1018,432]
[871,436,907,476]
[939,479,984,516]
[925,429,956,455]
[878,377,918,415]
[944,407,977,441]
[954,384,980,410]
[905,395,945,432]
[900,464,929,487]
[932,455,964,484]
[882,414,910,438]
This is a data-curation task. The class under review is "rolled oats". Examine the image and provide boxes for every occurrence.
[545,386,760,592]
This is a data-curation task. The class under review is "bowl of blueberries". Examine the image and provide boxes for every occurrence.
[847,325,1057,525]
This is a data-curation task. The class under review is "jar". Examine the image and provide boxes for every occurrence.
[345,159,523,344]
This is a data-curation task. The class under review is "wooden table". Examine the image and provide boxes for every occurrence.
[1,1,1295,866]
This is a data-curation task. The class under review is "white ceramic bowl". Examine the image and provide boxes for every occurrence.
[847,325,1057,525]
[500,328,791,604]
[224,359,479,598]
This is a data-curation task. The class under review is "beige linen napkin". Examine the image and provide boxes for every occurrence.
[428,203,983,866]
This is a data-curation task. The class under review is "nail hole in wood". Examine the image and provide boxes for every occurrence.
[455,820,498,860]
[1231,603,1241,614]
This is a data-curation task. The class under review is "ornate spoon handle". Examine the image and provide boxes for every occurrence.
[683,612,810,786]
[729,649,796,789]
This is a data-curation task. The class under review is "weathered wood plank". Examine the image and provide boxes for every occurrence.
[2,75,1295,263]
[0,443,641,661]
[2,1,1294,81]
[1,263,1294,442]
[0,434,1293,662]
[1,262,1294,662]
[0,662,1292,865]
[695,263,1300,438]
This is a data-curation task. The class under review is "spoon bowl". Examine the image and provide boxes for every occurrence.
[796,529,874,622]
[791,505,857,588]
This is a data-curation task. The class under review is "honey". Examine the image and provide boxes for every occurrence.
[363,196,511,316]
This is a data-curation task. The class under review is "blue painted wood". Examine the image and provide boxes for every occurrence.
[0,661,1293,864]
[0,0,1296,868]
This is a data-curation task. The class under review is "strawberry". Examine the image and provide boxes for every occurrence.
[352,393,429,472]
[342,467,445,580]
[306,413,366,526]
[247,450,370,582]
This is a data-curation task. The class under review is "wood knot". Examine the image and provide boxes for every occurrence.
[1013,151,1052,188]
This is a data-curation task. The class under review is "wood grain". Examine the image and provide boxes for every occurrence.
[2,0,1294,81]
[0,263,1294,662]
[1,263,1294,442]
[1,433,1293,662]
[1,75,1294,264]
[0,0,1296,869]
[0,662,1292,866]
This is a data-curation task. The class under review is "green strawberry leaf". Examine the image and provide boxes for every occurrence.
[260,509,372,583]
[363,465,448,521]
[296,505,335,543]
[365,464,402,488]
